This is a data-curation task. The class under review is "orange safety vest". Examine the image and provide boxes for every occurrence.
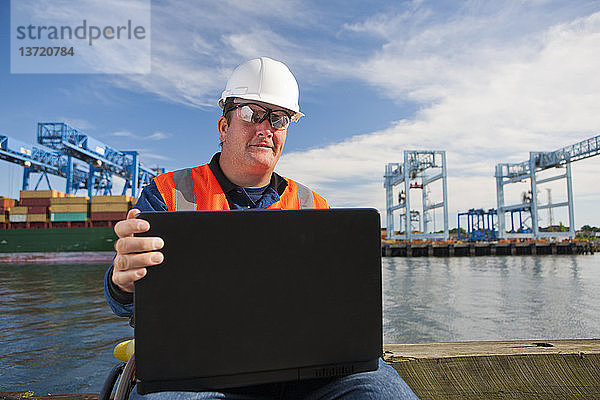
[154,164,328,211]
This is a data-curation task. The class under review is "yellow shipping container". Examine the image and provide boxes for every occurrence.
[91,203,130,212]
[50,197,89,205]
[49,204,89,213]
[20,190,62,199]
[0,214,7,223]
[91,195,131,203]
[9,206,28,215]
[27,213,48,222]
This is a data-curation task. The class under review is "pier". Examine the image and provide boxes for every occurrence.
[386,339,600,399]
[382,241,596,257]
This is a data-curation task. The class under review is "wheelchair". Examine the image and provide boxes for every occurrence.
[99,339,136,400]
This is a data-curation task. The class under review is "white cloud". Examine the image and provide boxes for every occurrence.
[146,131,171,140]
[111,130,136,137]
[110,130,171,140]
[139,152,171,161]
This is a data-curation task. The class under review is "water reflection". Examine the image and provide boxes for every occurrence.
[382,255,600,344]
[0,263,132,394]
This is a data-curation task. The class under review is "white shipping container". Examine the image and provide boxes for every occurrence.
[9,214,27,223]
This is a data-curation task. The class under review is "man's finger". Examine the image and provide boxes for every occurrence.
[115,236,164,254]
[128,208,141,219]
[114,216,150,238]
[114,251,164,271]
[112,267,147,293]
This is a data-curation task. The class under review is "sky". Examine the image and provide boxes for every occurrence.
[1,0,599,230]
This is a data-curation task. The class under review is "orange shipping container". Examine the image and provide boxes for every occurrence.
[0,198,16,208]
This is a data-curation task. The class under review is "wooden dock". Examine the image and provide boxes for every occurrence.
[382,241,596,257]
[386,339,600,399]
[2,339,599,400]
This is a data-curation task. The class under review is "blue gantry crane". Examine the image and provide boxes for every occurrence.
[495,135,600,240]
[37,122,162,198]
[0,122,163,198]
[384,150,449,241]
[0,134,101,193]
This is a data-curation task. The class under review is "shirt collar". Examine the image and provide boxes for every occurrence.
[208,152,288,196]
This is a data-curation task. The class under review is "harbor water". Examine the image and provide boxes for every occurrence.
[1,255,599,394]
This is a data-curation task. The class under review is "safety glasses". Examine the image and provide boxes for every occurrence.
[227,103,292,130]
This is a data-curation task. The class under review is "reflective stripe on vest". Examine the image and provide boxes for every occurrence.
[172,169,195,211]
[295,181,314,209]
[154,165,328,211]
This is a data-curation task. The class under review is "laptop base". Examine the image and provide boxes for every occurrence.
[137,359,379,394]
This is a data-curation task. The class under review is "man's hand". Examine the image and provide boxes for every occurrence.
[112,208,164,293]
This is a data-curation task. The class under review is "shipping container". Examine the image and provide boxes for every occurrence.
[91,195,131,203]
[0,198,16,208]
[9,206,28,215]
[27,214,48,222]
[9,214,27,223]
[50,212,88,222]
[91,203,130,213]
[27,206,48,214]
[49,204,88,213]
[19,198,52,206]
[91,212,127,221]
[20,190,62,199]
[50,197,89,205]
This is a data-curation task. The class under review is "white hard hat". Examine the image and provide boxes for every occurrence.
[218,57,304,121]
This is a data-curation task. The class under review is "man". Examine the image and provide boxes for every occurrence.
[104,57,418,399]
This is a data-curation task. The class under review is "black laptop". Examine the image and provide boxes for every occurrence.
[133,208,382,394]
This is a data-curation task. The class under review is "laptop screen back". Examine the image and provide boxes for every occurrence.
[134,208,382,393]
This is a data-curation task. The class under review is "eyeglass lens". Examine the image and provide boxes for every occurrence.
[237,104,290,129]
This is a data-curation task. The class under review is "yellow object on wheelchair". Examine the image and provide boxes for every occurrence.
[114,339,135,362]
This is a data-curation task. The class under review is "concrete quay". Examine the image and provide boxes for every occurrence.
[382,241,596,257]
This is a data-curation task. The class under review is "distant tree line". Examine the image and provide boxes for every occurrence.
[580,225,600,232]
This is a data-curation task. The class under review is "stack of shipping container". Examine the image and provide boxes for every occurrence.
[91,195,134,222]
[0,191,136,227]
[50,195,89,222]
[17,190,61,223]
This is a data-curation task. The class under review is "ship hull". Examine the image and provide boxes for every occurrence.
[0,226,117,255]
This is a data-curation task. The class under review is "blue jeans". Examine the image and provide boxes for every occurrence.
[129,358,418,399]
